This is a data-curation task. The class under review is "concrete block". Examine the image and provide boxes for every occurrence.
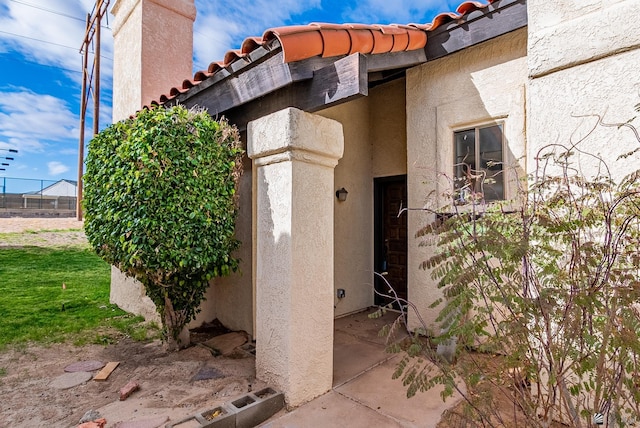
[199,405,236,428]
[251,388,285,422]
[166,403,236,428]
[231,388,284,428]
[165,388,283,428]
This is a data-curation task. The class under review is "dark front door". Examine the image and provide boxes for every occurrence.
[374,176,408,307]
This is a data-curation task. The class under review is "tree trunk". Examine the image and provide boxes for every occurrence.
[163,294,190,351]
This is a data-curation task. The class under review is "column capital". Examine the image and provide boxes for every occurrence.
[247,108,344,165]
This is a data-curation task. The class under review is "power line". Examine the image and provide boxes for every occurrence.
[7,0,111,30]
[0,30,113,61]
[0,55,82,74]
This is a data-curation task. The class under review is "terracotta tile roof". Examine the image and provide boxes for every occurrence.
[156,0,497,105]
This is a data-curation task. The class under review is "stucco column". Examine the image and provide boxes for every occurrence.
[111,0,196,121]
[248,108,344,407]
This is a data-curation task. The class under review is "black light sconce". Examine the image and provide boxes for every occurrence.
[335,187,348,202]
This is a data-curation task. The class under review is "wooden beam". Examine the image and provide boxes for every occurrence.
[365,49,428,73]
[217,54,368,130]
[425,0,527,61]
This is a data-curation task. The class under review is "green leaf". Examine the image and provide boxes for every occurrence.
[83,105,243,342]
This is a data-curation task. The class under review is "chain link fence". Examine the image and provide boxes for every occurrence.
[0,177,77,216]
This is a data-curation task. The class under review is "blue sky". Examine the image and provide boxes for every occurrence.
[0,0,459,190]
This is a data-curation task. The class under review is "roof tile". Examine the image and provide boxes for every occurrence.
[153,0,496,106]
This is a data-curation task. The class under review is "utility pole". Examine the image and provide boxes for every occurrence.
[77,0,109,221]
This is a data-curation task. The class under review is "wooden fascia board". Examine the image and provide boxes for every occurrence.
[171,41,279,102]
[425,0,528,61]
[169,50,295,116]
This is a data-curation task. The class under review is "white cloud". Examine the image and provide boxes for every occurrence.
[0,88,78,153]
[193,0,321,70]
[341,0,459,24]
[47,161,69,176]
[2,137,44,153]
[0,0,113,83]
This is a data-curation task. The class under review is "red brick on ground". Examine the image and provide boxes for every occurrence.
[77,418,107,428]
[119,381,140,401]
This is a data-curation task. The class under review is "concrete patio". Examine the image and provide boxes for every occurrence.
[260,309,465,428]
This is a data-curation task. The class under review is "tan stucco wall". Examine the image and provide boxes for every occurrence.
[211,155,254,335]
[320,98,374,316]
[527,0,640,181]
[371,79,408,177]
[405,29,528,331]
[527,3,640,422]
[319,80,407,317]
[110,266,160,324]
[527,0,640,80]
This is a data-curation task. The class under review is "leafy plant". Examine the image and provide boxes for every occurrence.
[83,105,243,349]
[382,113,640,426]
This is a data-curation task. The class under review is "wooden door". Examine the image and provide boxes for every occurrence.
[374,176,408,307]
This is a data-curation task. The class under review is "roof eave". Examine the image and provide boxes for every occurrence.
[170,0,527,130]
[425,0,527,61]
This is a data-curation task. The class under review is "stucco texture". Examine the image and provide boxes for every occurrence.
[248,108,344,407]
[210,155,254,335]
[111,0,195,120]
[527,0,640,181]
[527,0,640,78]
[405,29,528,331]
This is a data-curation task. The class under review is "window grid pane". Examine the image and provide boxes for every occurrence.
[454,124,504,202]
[454,130,475,196]
[478,124,503,201]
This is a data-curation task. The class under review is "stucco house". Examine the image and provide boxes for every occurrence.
[108,0,640,406]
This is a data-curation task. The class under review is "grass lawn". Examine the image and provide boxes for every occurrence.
[0,245,154,349]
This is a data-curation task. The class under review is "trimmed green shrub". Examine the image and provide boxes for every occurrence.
[83,105,243,348]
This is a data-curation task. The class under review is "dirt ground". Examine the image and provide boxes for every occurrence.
[0,217,84,233]
[0,218,262,428]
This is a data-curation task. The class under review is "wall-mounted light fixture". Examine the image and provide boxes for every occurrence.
[335,187,348,202]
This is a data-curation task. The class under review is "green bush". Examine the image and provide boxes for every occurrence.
[83,105,243,348]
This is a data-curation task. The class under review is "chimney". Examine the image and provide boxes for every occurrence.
[111,0,196,122]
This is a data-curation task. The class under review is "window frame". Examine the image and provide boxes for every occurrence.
[452,121,506,204]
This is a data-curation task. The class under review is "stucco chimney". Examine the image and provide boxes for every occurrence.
[111,0,196,122]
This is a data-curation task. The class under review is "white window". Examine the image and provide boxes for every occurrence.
[454,123,504,203]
